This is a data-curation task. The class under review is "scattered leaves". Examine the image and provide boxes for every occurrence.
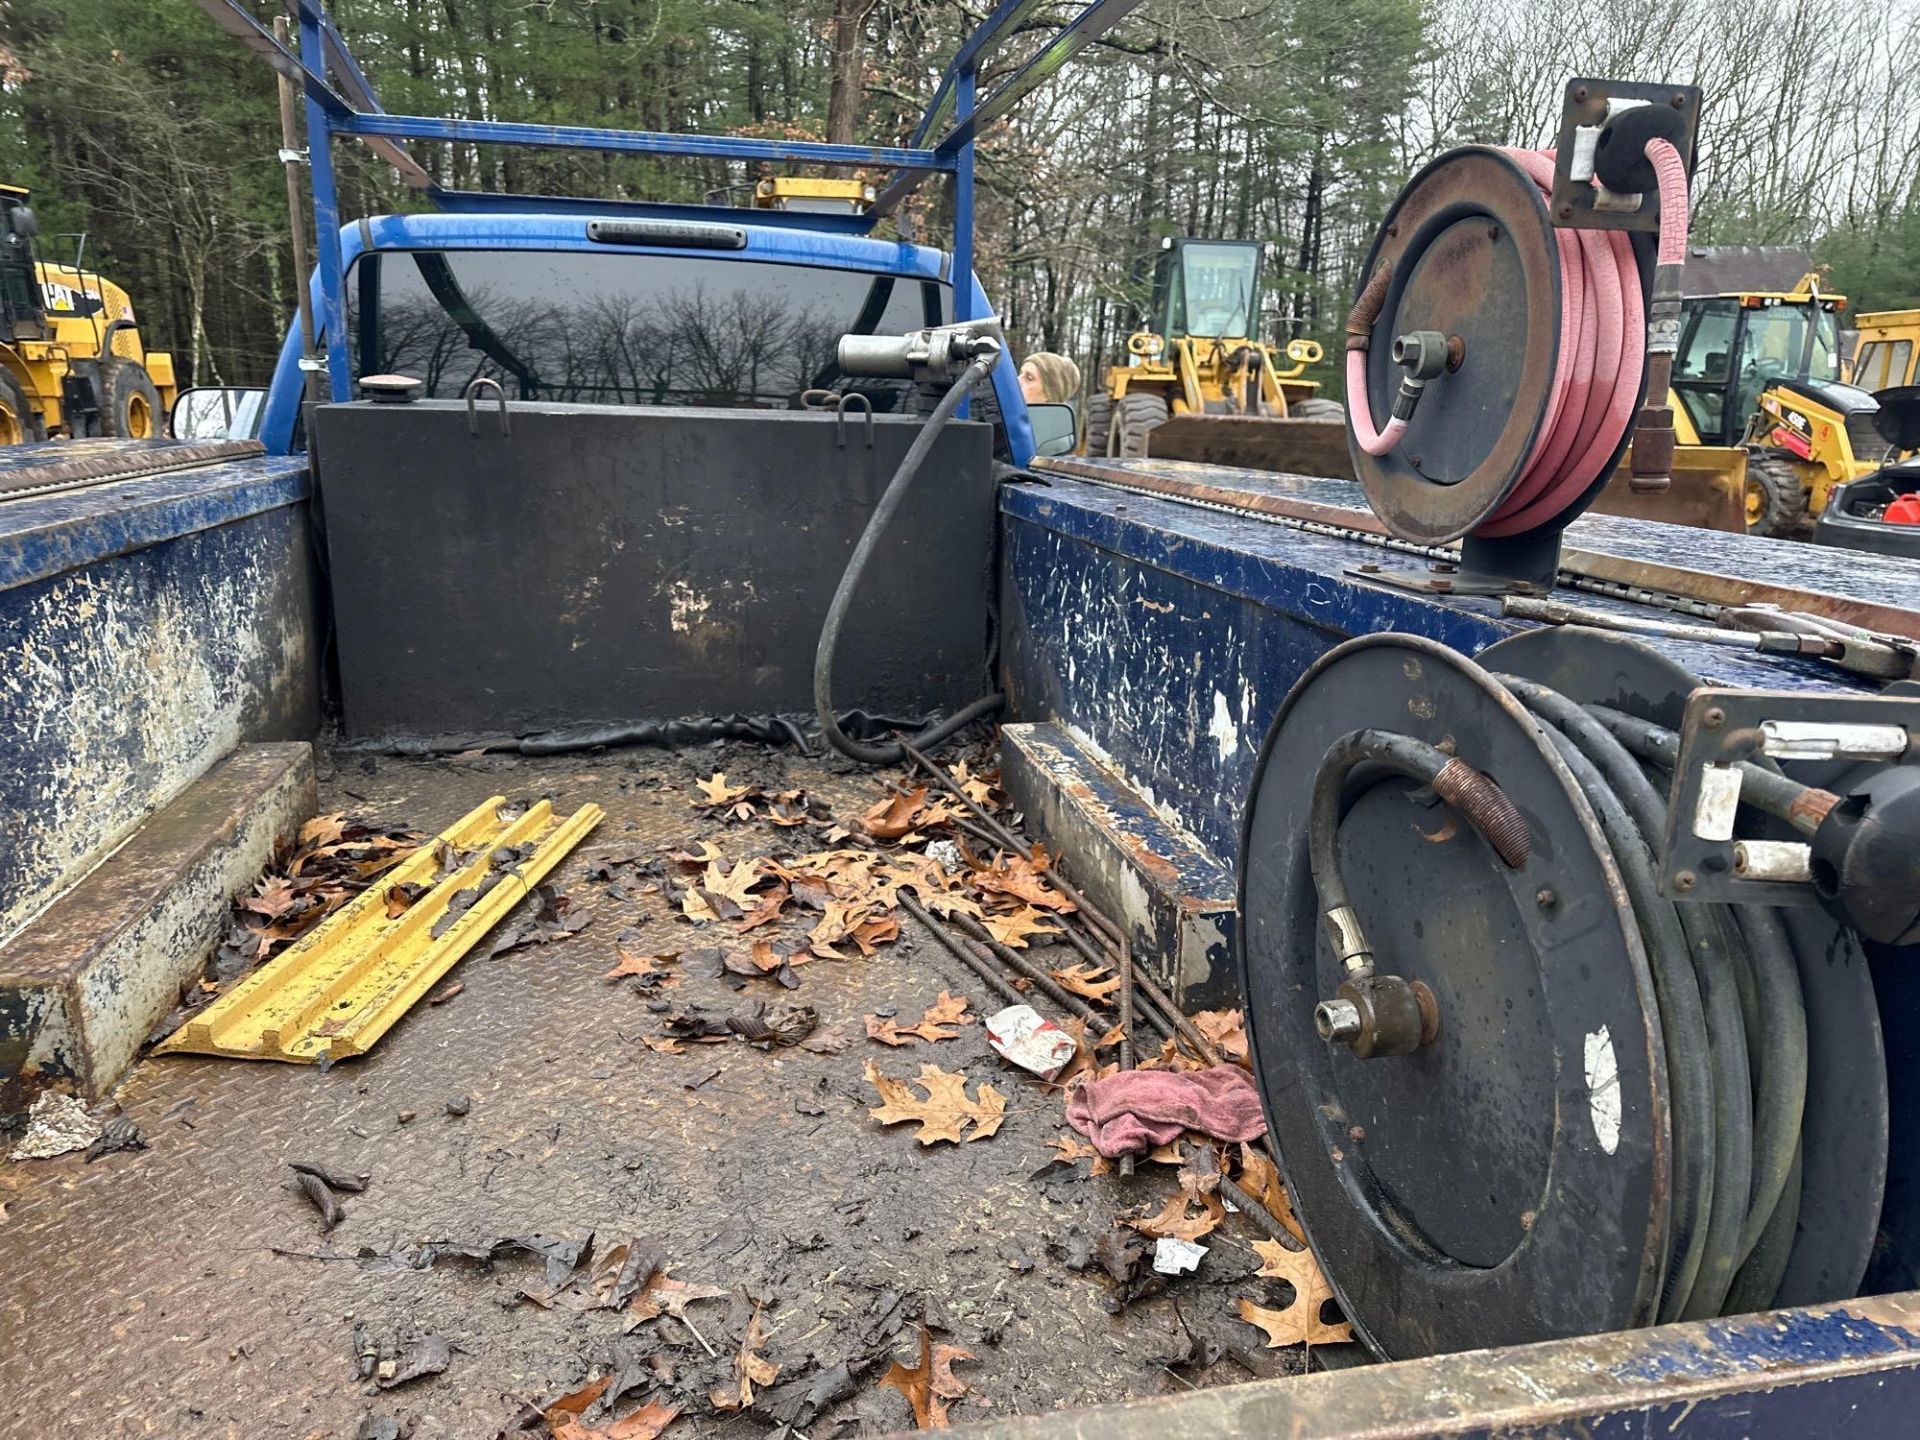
[865,1061,1007,1145]
[881,1325,976,1429]
[865,991,974,1046]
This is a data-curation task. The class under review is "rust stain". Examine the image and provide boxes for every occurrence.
[1790,788,1840,830]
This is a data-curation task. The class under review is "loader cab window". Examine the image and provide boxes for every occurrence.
[1170,242,1260,340]
[1735,301,1840,427]
[347,248,948,410]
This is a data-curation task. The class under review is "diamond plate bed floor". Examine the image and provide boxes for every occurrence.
[0,744,1306,1439]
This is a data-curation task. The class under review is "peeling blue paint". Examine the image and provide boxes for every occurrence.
[0,454,309,595]
[0,457,317,946]
[1000,469,1866,868]
[1610,1308,1920,1384]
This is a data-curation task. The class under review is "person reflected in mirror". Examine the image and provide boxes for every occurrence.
[1019,351,1082,407]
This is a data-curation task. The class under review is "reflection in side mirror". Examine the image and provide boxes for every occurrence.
[170,386,269,442]
[1027,401,1077,458]
[8,205,36,239]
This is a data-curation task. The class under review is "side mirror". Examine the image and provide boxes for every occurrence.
[170,386,269,441]
[1027,401,1077,458]
[8,205,37,239]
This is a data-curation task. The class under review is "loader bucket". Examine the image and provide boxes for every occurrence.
[1145,415,1355,479]
[1586,444,1749,533]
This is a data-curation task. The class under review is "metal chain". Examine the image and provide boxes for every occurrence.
[1065,470,1725,623]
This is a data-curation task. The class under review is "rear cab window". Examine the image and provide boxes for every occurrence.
[346,248,950,414]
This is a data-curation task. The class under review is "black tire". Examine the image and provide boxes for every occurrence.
[1110,392,1170,458]
[1082,393,1113,455]
[100,359,163,440]
[0,366,33,444]
[1290,396,1346,421]
[1746,454,1808,538]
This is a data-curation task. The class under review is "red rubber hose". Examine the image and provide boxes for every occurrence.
[1350,138,1691,537]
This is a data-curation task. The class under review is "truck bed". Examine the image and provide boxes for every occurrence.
[0,743,1305,1437]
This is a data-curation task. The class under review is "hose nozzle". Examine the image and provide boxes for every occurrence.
[838,317,1005,384]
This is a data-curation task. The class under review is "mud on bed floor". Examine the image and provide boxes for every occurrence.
[0,740,1322,1439]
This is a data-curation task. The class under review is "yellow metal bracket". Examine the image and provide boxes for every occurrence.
[157,796,603,1064]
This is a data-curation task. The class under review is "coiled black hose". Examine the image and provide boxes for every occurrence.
[1496,676,1810,1322]
[813,353,1005,765]
[1304,674,1817,1326]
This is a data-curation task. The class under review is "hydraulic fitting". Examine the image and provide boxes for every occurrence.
[1315,973,1440,1059]
[1388,329,1450,424]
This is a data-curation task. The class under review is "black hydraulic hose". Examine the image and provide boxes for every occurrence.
[1728,905,1809,1265]
[1503,679,1754,1322]
[1587,706,1826,836]
[1581,704,1809,1273]
[813,353,1005,765]
[1726,1143,1804,1315]
[1508,695,1717,1325]
[1307,729,1451,952]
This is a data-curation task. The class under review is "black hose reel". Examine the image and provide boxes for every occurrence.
[1237,627,1912,1359]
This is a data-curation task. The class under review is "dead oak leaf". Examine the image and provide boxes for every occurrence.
[974,853,1075,913]
[702,857,768,909]
[1241,1240,1353,1347]
[950,759,998,809]
[1129,1184,1226,1242]
[736,884,790,932]
[693,773,753,808]
[640,1036,684,1055]
[624,1270,729,1328]
[1237,1144,1306,1243]
[553,1399,681,1440]
[981,907,1061,949]
[546,1375,610,1428]
[861,787,928,841]
[1193,1008,1250,1066]
[606,947,677,982]
[709,1303,780,1412]
[881,1325,976,1430]
[1050,962,1122,1007]
[240,875,302,920]
[865,1060,1006,1145]
[850,914,901,956]
[1049,1135,1098,1164]
[297,811,348,848]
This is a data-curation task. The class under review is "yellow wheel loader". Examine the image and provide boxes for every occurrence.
[1669,261,1883,536]
[0,185,177,443]
[1084,237,1335,459]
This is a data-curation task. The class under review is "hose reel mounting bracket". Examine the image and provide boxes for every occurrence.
[1549,79,1702,234]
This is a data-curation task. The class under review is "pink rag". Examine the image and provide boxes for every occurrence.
[1065,1064,1267,1158]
